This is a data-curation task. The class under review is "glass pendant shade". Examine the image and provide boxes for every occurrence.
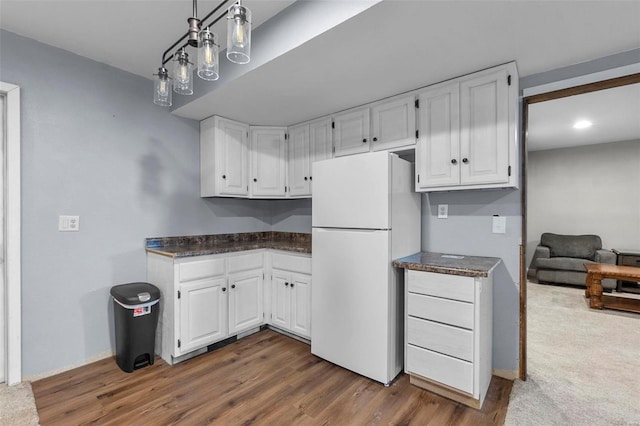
[153,67,172,106]
[198,28,219,81]
[173,48,193,95]
[227,3,251,64]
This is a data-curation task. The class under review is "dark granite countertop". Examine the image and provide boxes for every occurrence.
[393,252,501,278]
[146,231,311,258]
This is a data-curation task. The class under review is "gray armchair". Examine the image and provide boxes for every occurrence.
[533,233,617,290]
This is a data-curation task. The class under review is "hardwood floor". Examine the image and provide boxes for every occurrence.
[32,330,512,425]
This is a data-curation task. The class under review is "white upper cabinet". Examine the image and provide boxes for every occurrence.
[201,116,249,197]
[287,123,311,197]
[309,117,333,184]
[415,62,518,191]
[250,126,287,198]
[416,83,460,189]
[371,95,417,152]
[333,107,371,157]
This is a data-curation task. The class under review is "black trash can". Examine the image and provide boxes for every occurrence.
[110,282,160,373]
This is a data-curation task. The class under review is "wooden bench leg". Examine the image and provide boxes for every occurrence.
[585,274,592,298]
[589,276,604,309]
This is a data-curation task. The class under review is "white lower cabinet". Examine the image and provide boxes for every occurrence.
[147,250,265,365]
[269,252,312,339]
[404,269,493,409]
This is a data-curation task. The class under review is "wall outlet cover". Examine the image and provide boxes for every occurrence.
[438,204,448,219]
[59,215,80,232]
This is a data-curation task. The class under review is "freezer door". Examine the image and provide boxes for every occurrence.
[312,152,391,229]
[311,228,399,384]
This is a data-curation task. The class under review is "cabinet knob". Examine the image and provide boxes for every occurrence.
[290,283,295,288]
[462,158,469,164]
[231,284,236,289]
[309,176,312,181]
[451,159,458,165]
[253,178,257,182]
[285,282,289,286]
[222,287,226,292]
[373,137,378,142]
[222,174,226,179]
[362,138,367,143]
[304,177,308,181]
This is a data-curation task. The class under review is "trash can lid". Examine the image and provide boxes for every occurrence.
[111,282,160,305]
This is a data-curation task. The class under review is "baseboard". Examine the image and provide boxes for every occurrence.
[24,350,114,382]
[267,325,310,345]
[493,369,519,380]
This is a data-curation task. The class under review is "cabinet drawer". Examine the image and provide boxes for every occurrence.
[408,293,473,330]
[619,255,640,267]
[228,251,264,273]
[407,344,473,394]
[408,270,474,302]
[179,258,226,282]
[407,317,473,362]
[272,253,311,274]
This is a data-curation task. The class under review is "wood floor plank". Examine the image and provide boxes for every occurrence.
[32,330,512,425]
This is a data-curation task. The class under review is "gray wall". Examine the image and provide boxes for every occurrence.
[0,30,273,379]
[527,140,640,269]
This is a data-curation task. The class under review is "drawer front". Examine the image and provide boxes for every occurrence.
[407,344,474,394]
[407,317,474,362]
[619,255,640,267]
[408,293,474,330]
[272,252,312,274]
[179,258,226,282]
[228,251,264,273]
[408,270,475,302]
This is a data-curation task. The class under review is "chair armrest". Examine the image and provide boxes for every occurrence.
[595,249,616,264]
[531,245,550,269]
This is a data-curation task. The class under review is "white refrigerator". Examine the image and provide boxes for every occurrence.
[311,151,421,385]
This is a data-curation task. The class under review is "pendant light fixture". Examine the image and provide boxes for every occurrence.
[227,1,251,64]
[153,0,252,106]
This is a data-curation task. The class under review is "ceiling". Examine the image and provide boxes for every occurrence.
[1,0,640,131]
[527,83,640,152]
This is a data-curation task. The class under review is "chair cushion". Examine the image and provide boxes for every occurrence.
[540,233,602,261]
[536,257,595,273]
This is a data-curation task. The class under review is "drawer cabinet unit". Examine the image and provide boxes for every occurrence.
[147,250,265,365]
[415,62,518,191]
[404,269,493,409]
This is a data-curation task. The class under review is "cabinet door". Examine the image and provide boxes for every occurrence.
[287,124,311,197]
[271,270,291,330]
[416,84,460,189]
[309,117,333,192]
[250,127,287,197]
[178,277,228,354]
[333,108,370,157]
[228,270,264,334]
[290,273,311,338]
[214,117,249,197]
[459,68,510,185]
[371,95,416,151]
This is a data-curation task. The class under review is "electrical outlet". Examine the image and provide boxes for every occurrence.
[492,215,506,234]
[438,204,448,219]
[59,215,80,232]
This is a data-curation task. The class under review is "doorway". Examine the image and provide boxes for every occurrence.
[519,72,640,379]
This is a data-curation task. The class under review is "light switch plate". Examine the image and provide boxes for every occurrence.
[59,215,80,232]
[438,204,448,219]
[492,215,506,234]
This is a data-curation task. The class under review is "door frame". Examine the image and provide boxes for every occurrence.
[518,69,640,380]
[0,82,21,385]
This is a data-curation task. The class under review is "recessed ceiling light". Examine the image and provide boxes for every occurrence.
[573,120,592,130]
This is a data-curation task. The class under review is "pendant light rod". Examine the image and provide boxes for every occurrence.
[161,0,231,66]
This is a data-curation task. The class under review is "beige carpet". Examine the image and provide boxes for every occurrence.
[0,382,40,426]
[505,282,640,425]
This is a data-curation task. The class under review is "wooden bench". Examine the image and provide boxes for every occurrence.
[584,263,640,313]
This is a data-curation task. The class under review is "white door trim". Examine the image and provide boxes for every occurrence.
[1,82,21,385]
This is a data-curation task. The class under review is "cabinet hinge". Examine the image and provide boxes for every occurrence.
[177,290,181,299]
[285,133,288,140]
[508,165,512,176]
[508,75,512,86]
[417,174,420,183]
[332,146,335,154]
[285,186,288,192]
[415,129,419,139]
[177,339,181,348]
[415,99,419,109]
[331,121,335,129]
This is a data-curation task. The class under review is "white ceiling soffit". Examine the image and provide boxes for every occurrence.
[527,83,640,152]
